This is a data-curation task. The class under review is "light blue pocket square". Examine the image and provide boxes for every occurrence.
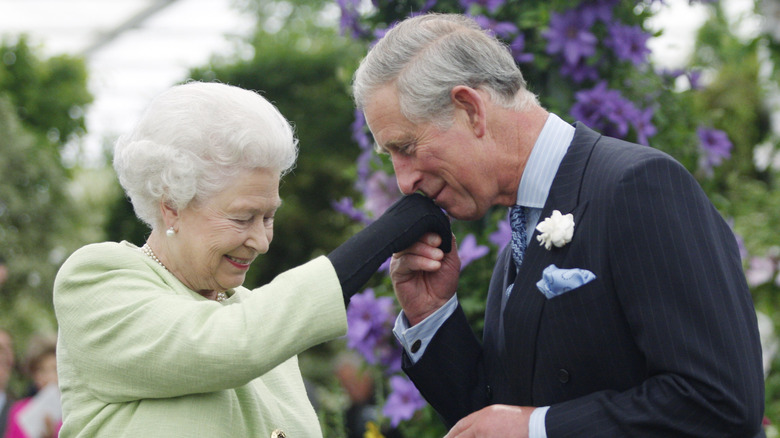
[536,264,596,299]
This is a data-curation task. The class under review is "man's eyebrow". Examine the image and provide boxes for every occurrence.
[378,137,413,153]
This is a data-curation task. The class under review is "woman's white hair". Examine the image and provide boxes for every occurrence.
[353,13,538,128]
[113,81,298,229]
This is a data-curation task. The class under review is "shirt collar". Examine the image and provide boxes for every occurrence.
[516,113,575,207]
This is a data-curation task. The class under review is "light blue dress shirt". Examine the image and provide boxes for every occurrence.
[392,113,575,438]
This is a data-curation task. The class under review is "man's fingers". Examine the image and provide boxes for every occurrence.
[393,235,444,260]
[391,251,443,276]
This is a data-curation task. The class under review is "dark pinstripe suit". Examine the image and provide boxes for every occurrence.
[404,123,765,437]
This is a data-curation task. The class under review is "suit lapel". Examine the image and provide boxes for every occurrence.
[501,123,601,404]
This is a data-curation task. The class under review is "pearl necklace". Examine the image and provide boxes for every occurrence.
[141,243,227,302]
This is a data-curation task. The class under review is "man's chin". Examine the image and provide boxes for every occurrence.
[444,207,482,222]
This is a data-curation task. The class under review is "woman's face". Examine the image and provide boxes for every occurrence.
[168,167,281,295]
[33,353,57,390]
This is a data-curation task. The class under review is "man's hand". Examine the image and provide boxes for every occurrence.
[328,193,452,300]
[444,405,534,438]
[391,232,460,326]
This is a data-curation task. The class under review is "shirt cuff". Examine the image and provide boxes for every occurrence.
[392,295,458,363]
[529,406,549,438]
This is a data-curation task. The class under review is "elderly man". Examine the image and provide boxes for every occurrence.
[352,13,765,438]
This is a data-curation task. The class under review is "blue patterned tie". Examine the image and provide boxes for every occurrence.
[510,204,528,269]
[501,204,528,333]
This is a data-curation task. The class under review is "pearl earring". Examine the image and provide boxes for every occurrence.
[166,227,176,237]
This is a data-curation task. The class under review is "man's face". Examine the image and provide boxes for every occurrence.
[0,330,14,390]
[363,85,497,220]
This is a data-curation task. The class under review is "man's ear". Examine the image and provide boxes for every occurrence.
[451,85,486,137]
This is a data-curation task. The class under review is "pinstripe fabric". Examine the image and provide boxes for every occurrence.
[404,123,765,437]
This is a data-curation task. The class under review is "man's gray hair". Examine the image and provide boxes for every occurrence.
[113,81,298,229]
[353,13,538,127]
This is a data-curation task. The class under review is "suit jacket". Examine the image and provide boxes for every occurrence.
[404,124,765,437]
[54,241,347,437]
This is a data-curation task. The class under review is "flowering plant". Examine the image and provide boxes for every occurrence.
[536,210,574,250]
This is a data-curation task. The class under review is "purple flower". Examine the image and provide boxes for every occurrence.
[570,82,621,127]
[570,82,647,141]
[697,127,732,173]
[687,70,703,90]
[605,95,640,137]
[351,109,372,151]
[376,342,403,374]
[660,68,685,79]
[378,256,391,274]
[605,23,651,66]
[382,375,427,427]
[489,217,512,249]
[352,109,380,186]
[510,34,534,64]
[356,149,374,187]
[560,60,600,83]
[336,0,367,38]
[726,218,748,260]
[346,289,397,365]
[746,256,776,287]
[543,10,598,66]
[633,106,657,146]
[458,234,490,270]
[577,0,617,25]
[332,197,369,223]
[472,15,518,39]
[362,170,400,218]
[459,0,504,13]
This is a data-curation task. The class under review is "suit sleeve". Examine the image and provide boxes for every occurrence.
[402,304,488,427]
[544,155,765,437]
[54,243,347,403]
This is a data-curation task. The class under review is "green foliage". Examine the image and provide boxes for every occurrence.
[0,37,95,358]
[0,36,92,146]
[0,97,69,329]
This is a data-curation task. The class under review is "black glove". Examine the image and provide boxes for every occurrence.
[327,193,452,303]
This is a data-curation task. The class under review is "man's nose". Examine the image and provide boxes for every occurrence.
[391,156,420,195]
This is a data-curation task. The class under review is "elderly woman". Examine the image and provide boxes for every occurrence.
[54,82,450,437]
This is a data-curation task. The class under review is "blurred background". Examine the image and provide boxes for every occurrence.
[1,0,780,436]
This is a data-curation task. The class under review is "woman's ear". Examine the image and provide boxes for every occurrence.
[451,85,487,137]
[160,199,179,231]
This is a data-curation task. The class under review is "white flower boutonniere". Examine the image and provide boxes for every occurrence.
[536,210,574,250]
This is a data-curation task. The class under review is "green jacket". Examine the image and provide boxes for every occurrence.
[54,241,346,437]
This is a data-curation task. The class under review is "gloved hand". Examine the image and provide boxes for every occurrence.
[327,193,452,302]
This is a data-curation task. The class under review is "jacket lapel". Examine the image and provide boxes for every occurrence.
[501,123,601,404]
